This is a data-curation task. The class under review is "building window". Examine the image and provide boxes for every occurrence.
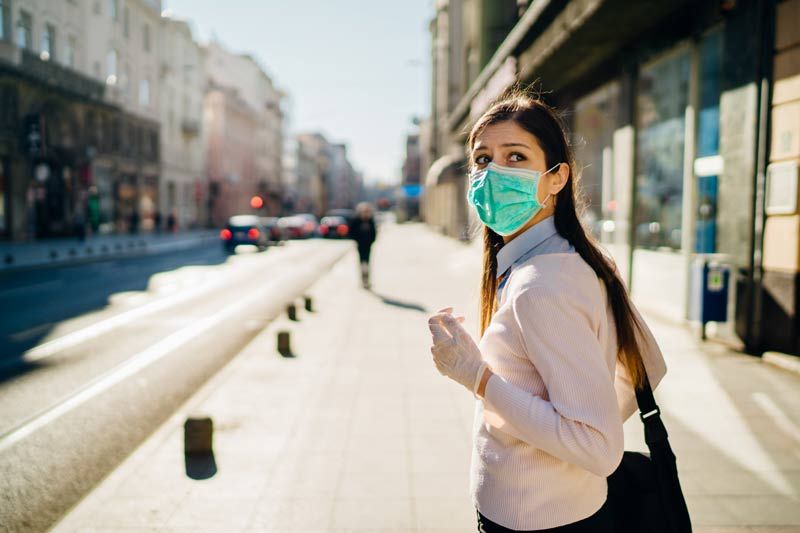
[139,78,150,107]
[41,24,56,61]
[143,23,150,52]
[123,7,129,37]
[16,10,32,50]
[108,0,118,21]
[106,48,118,84]
[0,0,9,42]
[635,48,690,250]
[65,35,76,67]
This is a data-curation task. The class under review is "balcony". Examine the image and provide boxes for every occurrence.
[12,49,106,102]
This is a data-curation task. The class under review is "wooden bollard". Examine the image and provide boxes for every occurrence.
[277,330,293,357]
[184,416,213,455]
[287,303,297,321]
[304,296,313,312]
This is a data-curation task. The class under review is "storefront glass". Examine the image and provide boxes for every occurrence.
[635,48,690,250]
[572,82,620,241]
[695,28,724,253]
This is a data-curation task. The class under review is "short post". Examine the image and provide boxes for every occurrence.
[184,416,214,455]
[304,296,313,312]
[287,303,297,321]
[277,330,293,357]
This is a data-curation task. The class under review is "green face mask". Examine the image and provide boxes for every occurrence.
[467,162,561,236]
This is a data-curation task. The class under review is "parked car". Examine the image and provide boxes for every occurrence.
[260,216,287,245]
[325,208,355,221]
[319,215,350,239]
[220,215,268,253]
[296,213,319,237]
[279,215,317,239]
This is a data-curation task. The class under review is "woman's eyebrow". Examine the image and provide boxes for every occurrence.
[499,142,530,149]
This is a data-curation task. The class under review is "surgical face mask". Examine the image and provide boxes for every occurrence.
[467,162,561,236]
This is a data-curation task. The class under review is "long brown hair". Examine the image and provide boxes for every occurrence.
[469,92,648,390]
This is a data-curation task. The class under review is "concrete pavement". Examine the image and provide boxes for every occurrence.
[51,222,800,532]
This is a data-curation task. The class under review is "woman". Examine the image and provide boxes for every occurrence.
[349,202,377,289]
[427,93,667,532]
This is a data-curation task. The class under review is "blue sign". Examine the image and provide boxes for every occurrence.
[402,184,423,198]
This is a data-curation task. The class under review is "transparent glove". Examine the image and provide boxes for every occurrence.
[428,310,489,396]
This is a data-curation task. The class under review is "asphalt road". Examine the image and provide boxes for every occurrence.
[0,238,352,532]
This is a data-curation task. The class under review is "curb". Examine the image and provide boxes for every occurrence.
[0,234,219,274]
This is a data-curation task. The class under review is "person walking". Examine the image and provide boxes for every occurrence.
[427,93,668,532]
[349,202,377,289]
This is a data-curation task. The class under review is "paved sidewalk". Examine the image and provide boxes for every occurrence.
[0,230,219,271]
[51,222,800,532]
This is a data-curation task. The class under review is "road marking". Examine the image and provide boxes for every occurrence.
[0,246,347,453]
[17,245,311,363]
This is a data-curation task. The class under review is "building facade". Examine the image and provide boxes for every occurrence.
[202,40,283,224]
[83,0,162,234]
[423,0,798,355]
[294,132,331,217]
[158,14,204,230]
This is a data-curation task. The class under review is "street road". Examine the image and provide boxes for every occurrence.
[0,238,351,532]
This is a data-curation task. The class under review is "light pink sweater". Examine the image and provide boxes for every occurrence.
[472,252,667,530]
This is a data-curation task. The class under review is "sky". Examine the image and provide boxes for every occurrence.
[164,0,433,185]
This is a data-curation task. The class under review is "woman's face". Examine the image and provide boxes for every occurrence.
[470,120,569,241]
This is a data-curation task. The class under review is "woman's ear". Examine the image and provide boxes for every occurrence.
[550,163,569,195]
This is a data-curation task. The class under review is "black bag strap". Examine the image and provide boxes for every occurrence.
[634,374,669,446]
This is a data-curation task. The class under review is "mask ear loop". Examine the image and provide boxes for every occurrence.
[539,162,563,208]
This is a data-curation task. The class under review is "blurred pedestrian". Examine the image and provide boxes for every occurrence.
[154,211,162,233]
[129,209,139,235]
[166,210,177,233]
[348,202,377,289]
[87,186,100,235]
[427,93,669,532]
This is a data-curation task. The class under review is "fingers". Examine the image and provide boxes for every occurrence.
[428,323,451,343]
[437,306,454,314]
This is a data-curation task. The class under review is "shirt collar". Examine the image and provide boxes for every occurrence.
[496,216,559,278]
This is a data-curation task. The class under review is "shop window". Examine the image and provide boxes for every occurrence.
[695,28,724,253]
[572,82,620,238]
[698,29,723,158]
[635,48,690,250]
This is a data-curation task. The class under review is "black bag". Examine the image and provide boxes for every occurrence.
[607,376,692,533]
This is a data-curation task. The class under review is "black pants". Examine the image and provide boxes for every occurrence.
[357,244,372,263]
[477,499,613,532]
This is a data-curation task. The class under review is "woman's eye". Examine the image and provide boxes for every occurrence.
[475,155,490,166]
[508,152,526,162]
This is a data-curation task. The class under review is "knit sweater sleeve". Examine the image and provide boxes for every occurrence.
[483,285,624,477]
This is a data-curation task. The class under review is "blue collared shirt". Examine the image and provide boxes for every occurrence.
[495,216,575,301]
